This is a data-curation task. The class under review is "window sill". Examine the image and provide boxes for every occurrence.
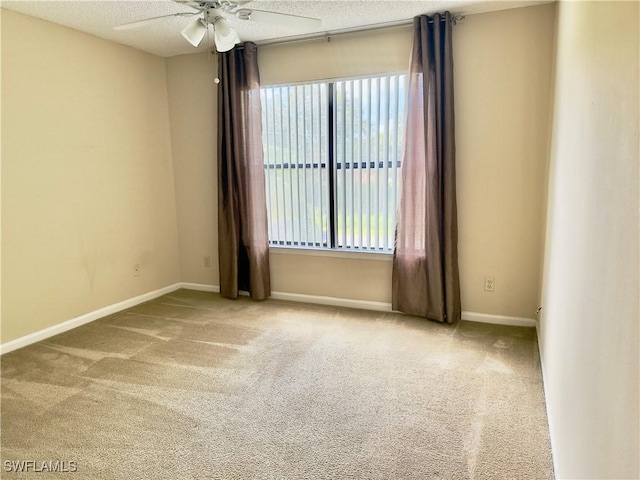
[269,246,393,262]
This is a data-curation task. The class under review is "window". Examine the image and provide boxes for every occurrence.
[260,74,407,252]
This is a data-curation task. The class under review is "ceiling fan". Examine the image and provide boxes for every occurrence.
[114,0,322,52]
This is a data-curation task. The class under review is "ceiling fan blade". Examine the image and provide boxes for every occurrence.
[236,9,321,29]
[114,12,197,31]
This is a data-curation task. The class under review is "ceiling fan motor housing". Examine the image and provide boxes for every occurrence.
[204,7,225,25]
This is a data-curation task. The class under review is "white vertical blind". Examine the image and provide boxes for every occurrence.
[334,74,407,250]
[260,84,329,247]
[261,74,406,252]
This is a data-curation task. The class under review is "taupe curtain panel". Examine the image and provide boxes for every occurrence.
[392,13,461,323]
[217,42,271,300]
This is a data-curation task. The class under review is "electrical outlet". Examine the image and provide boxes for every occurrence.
[133,264,141,277]
[204,256,211,268]
[484,276,495,292]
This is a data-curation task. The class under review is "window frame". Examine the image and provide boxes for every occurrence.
[260,71,407,256]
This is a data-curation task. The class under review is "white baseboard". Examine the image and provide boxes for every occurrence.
[536,322,559,480]
[461,311,537,327]
[178,282,220,293]
[270,291,393,312]
[0,283,183,355]
[175,285,392,312]
[1,282,537,355]
[177,285,537,327]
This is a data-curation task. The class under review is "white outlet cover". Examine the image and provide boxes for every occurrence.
[484,277,495,291]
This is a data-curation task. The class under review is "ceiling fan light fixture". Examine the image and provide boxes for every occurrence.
[213,17,240,52]
[181,18,208,47]
[214,17,231,36]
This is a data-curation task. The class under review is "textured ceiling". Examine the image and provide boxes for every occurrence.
[1,0,553,57]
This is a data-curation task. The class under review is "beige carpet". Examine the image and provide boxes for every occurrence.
[1,289,553,479]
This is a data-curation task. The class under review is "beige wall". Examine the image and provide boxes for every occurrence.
[259,27,412,85]
[455,4,555,318]
[168,6,555,315]
[2,3,557,345]
[1,10,181,343]
[259,28,413,303]
[166,53,219,286]
[165,30,412,303]
[539,1,639,478]
[259,5,553,314]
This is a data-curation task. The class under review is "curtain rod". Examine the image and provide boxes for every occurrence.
[254,14,465,49]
